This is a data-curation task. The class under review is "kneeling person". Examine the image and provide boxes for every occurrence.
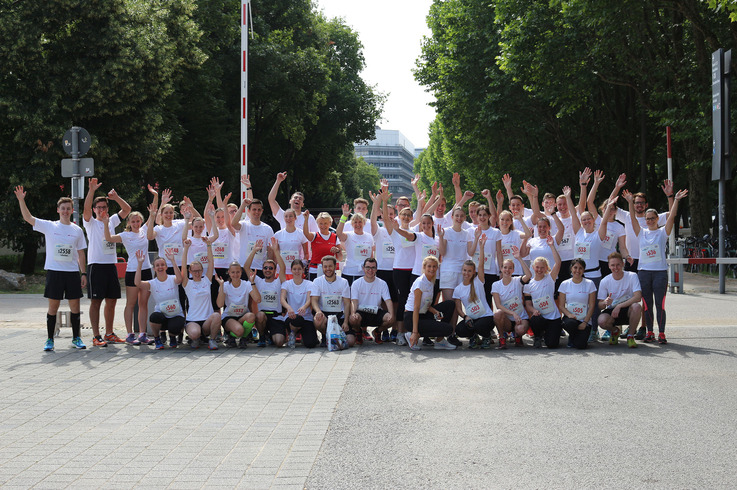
[349,258,395,345]
[597,252,642,348]
[311,256,351,347]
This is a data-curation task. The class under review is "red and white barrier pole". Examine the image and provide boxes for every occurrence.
[241,2,250,200]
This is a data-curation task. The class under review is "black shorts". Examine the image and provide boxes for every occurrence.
[601,306,631,326]
[45,270,83,300]
[377,269,398,303]
[355,308,387,327]
[125,268,152,288]
[321,311,345,325]
[87,263,121,299]
[186,319,205,327]
[625,259,639,272]
[267,318,287,337]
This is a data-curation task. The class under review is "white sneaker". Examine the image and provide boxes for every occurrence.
[208,339,218,350]
[396,333,407,346]
[405,332,421,351]
[434,338,457,350]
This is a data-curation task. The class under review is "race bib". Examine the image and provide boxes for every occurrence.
[54,243,74,262]
[280,249,298,264]
[466,298,486,319]
[382,241,395,260]
[226,303,247,317]
[502,297,524,316]
[159,299,183,318]
[321,294,342,312]
[102,239,116,255]
[472,248,491,268]
[194,251,208,265]
[575,241,590,260]
[421,243,439,259]
[501,245,517,262]
[260,289,280,310]
[602,230,617,250]
[354,243,371,259]
[534,294,555,315]
[559,233,573,252]
[213,242,228,260]
[640,243,661,264]
[162,242,182,260]
[358,304,379,315]
[419,295,432,314]
[567,301,588,322]
[247,241,265,260]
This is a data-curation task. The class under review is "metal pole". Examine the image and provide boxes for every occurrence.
[71,127,80,225]
[240,2,249,201]
[719,178,725,293]
[666,127,679,293]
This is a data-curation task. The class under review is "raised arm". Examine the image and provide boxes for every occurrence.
[452,172,463,206]
[587,170,605,218]
[623,190,640,236]
[661,179,675,214]
[665,189,688,236]
[14,186,35,226]
[577,167,591,215]
[270,237,287,284]
[481,189,498,227]
[598,201,614,241]
[302,210,315,241]
[563,186,581,234]
[548,236,561,281]
[102,216,122,243]
[231,197,252,231]
[369,191,381,236]
[134,250,151,291]
[268,172,287,216]
[83,178,103,222]
[181,239,191,287]
[336,203,350,242]
[108,188,131,220]
[240,174,253,201]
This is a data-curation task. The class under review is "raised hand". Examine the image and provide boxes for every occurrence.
[147,183,158,196]
[210,177,223,191]
[463,190,474,200]
[136,249,146,263]
[615,173,626,189]
[341,203,351,217]
[14,185,26,200]
[147,202,157,214]
[502,173,512,190]
[496,189,504,202]
[622,189,633,203]
[411,174,421,187]
[107,188,119,200]
[241,174,252,187]
[437,224,444,238]
[579,167,592,185]
[183,238,192,247]
[452,172,460,188]
[481,189,491,200]
[161,188,172,206]
[661,179,674,197]
[207,185,216,200]
[594,169,605,185]
[562,186,571,198]
[214,274,225,286]
[88,178,102,193]
[675,189,688,200]
[276,171,287,183]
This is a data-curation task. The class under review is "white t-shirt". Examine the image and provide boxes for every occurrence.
[528,236,557,271]
[210,226,236,269]
[500,229,525,275]
[237,220,275,270]
[276,279,314,321]
[184,277,213,321]
[405,274,436,314]
[373,227,395,271]
[558,278,596,323]
[441,227,471,271]
[150,275,183,317]
[154,220,185,266]
[350,276,391,312]
[275,228,309,264]
[554,214,575,261]
[411,232,440,276]
[598,271,642,306]
[311,275,350,313]
[275,207,318,234]
[186,235,212,276]
[491,276,528,321]
[342,231,374,276]
[390,228,416,269]
[83,214,121,264]
[616,209,667,260]
[254,276,282,312]
[119,225,151,272]
[523,275,560,320]
[574,228,603,278]
[34,219,87,272]
[222,280,253,318]
[470,227,502,275]
[637,227,668,271]
[453,276,493,319]
[598,218,625,260]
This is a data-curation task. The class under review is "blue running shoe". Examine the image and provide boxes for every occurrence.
[71,337,87,349]
[44,338,54,352]
[154,337,164,350]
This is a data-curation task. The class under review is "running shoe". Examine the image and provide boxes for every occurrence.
[609,329,620,345]
[468,334,481,349]
[224,336,236,348]
[363,331,373,342]
[621,327,629,337]
[404,332,421,351]
[191,338,201,349]
[319,337,327,348]
[480,337,493,349]
[72,337,87,349]
[434,338,457,350]
[371,330,384,345]
[627,336,638,348]
[92,336,108,347]
[533,337,543,349]
[44,338,54,352]
[355,334,364,346]
[396,333,407,346]
[588,329,600,342]
[257,339,266,348]
[160,331,168,344]
[381,330,391,342]
[238,337,249,349]
[422,337,435,347]
[601,330,611,341]
[496,338,507,350]
[154,337,164,350]
[389,330,398,342]
[295,333,303,343]
[447,334,462,347]
[644,332,656,343]
[209,339,219,350]
[251,329,260,342]
[658,332,668,344]
[514,336,523,347]
[139,333,154,345]
[169,336,178,348]
[104,333,126,344]
[635,326,647,340]
[266,337,274,346]
[287,332,296,349]
[125,333,138,345]
[527,327,535,338]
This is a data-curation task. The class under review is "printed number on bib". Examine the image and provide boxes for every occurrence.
[194,251,208,265]
[421,244,439,258]
[358,304,378,315]
[261,290,280,309]
[163,243,182,259]
[502,245,518,262]
[159,299,183,318]
[502,297,524,316]
[419,295,432,314]
[102,239,116,255]
[473,249,491,269]
[559,234,573,252]
[575,241,590,260]
[466,299,486,319]
[227,303,247,317]
[534,294,555,315]
[280,250,298,263]
[354,244,371,259]
[321,294,342,312]
[602,230,617,250]
[640,244,661,264]
[213,243,228,260]
[382,242,395,260]
[567,302,588,322]
[54,243,74,262]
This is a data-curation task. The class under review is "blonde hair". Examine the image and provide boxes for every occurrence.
[422,255,439,269]
[499,210,515,230]
[316,212,333,224]
[125,211,145,232]
[350,212,366,225]
[159,203,177,219]
[463,260,478,303]
[533,257,551,273]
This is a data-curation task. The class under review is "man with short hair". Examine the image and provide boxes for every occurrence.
[349,258,395,344]
[597,252,643,348]
[268,171,318,234]
[232,198,274,276]
[311,256,351,348]
[15,186,88,351]
[83,178,131,346]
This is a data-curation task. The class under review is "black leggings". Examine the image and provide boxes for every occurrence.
[393,269,413,320]
[285,315,318,348]
[455,316,494,338]
[483,274,499,307]
[561,317,591,349]
[210,267,229,311]
[402,300,455,338]
[149,312,185,336]
[529,316,563,348]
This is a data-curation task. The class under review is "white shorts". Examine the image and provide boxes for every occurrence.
[439,270,462,290]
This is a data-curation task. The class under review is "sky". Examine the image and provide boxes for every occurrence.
[316,0,436,149]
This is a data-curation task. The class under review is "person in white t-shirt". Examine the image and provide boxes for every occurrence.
[336,205,374,286]
[232,198,275,275]
[15,187,88,352]
[277,260,317,348]
[274,208,308,278]
[82,177,131,346]
[348,258,394,344]
[216,261,260,349]
[311,256,351,348]
[597,252,643,348]
[492,248,532,347]
[245,240,286,347]
[181,238,221,350]
[452,238,495,349]
[267,171,318,234]
[523,236,562,348]
[624,188,687,344]
[558,258,597,349]
[134,250,184,350]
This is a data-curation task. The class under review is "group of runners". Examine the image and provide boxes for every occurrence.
[15,167,686,352]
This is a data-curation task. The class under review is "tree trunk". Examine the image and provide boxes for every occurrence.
[20,239,38,275]
[687,165,711,237]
